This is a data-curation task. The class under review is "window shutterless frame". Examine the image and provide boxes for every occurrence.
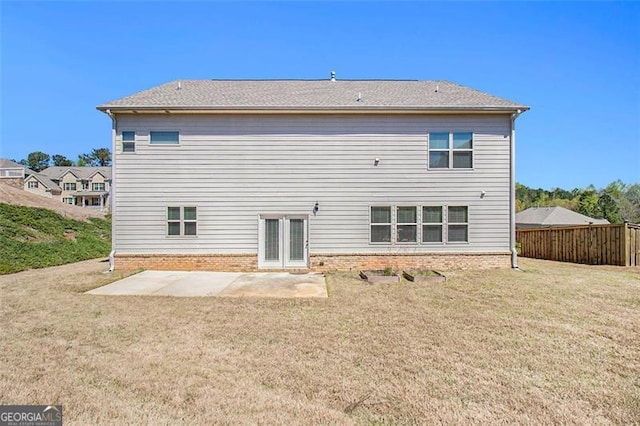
[396,206,418,243]
[150,131,180,145]
[121,131,136,153]
[370,206,392,243]
[422,205,444,243]
[428,131,474,170]
[166,206,197,237]
[447,206,469,243]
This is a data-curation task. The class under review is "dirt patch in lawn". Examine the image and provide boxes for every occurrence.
[0,181,105,221]
[0,258,638,424]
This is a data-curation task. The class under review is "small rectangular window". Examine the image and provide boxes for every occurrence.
[370,206,391,243]
[167,206,197,236]
[122,131,135,152]
[429,132,473,169]
[448,206,469,242]
[92,182,105,192]
[422,206,443,243]
[150,131,179,145]
[27,181,38,189]
[396,206,417,243]
[63,182,76,191]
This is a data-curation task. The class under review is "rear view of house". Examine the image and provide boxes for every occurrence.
[98,76,528,271]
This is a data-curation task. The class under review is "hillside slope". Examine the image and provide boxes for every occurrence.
[0,202,111,274]
[0,181,105,221]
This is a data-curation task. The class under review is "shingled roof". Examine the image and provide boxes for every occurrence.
[516,206,610,228]
[97,79,528,112]
[38,166,112,180]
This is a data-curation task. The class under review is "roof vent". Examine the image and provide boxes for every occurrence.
[357,92,362,102]
[177,81,182,90]
[330,71,336,82]
[435,84,439,93]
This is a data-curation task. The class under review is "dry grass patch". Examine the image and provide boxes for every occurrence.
[1,258,638,424]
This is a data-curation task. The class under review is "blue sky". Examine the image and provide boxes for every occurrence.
[1,1,638,190]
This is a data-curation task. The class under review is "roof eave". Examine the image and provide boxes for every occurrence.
[97,105,529,114]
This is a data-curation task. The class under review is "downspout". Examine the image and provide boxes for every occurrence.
[106,109,117,272]
[510,109,523,269]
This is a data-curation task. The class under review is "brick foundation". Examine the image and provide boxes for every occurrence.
[312,253,511,271]
[115,252,511,271]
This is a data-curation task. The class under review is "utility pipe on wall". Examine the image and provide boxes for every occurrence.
[105,109,117,272]
[510,109,523,269]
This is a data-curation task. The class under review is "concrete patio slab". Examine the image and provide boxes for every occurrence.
[86,271,327,298]
[218,272,327,298]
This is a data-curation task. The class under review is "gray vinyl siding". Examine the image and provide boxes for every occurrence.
[114,114,512,254]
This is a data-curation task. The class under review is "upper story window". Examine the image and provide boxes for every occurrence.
[428,132,473,169]
[167,206,197,236]
[27,181,38,189]
[63,182,76,191]
[122,131,135,152]
[92,182,105,192]
[150,131,179,145]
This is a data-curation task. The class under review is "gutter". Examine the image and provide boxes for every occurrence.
[105,109,117,272]
[96,105,530,115]
[510,109,524,269]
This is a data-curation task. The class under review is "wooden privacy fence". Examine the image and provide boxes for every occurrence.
[517,223,640,266]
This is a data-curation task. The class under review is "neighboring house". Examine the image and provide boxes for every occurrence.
[0,158,25,178]
[516,206,610,228]
[23,173,62,198]
[0,158,27,189]
[97,77,528,271]
[24,167,111,210]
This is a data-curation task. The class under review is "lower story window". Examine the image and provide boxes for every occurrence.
[422,206,443,243]
[62,197,74,204]
[369,205,468,244]
[370,206,391,242]
[396,206,417,243]
[91,197,101,206]
[167,206,197,236]
[448,206,469,242]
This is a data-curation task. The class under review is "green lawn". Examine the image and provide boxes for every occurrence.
[0,203,111,274]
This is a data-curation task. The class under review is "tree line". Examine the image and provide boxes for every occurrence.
[517,180,640,224]
[14,148,112,172]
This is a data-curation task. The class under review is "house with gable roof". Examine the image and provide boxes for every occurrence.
[98,75,528,271]
[24,166,111,210]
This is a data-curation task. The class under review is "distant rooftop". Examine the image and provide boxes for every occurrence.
[38,166,111,180]
[98,78,528,113]
[516,206,610,227]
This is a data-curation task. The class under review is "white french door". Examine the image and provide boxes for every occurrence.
[258,215,308,269]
